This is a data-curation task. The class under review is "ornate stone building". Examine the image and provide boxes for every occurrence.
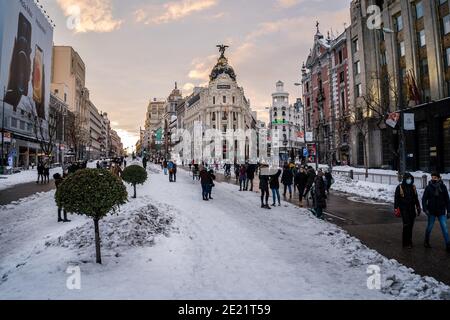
[181,45,257,162]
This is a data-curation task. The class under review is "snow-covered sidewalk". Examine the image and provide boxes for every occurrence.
[0,164,449,299]
[0,167,62,191]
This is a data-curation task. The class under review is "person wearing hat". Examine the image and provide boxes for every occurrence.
[422,172,450,251]
[394,172,421,248]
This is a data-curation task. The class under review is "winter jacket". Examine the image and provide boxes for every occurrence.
[259,174,270,190]
[394,173,420,216]
[239,167,247,180]
[422,180,450,217]
[246,164,257,180]
[200,169,210,185]
[325,172,333,188]
[270,170,282,189]
[313,175,327,209]
[294,171,308,188]
[306,168,316,187]
[281,169,294,186]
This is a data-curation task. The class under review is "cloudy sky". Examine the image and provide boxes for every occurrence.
[40,0,350,150]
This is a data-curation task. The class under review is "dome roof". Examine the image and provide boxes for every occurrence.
[209,55,236,82]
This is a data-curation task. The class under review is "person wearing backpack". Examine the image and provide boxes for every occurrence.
[394,172,421,249]
[422,172,450,252]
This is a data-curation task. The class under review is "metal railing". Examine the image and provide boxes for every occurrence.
[332,169,450,190]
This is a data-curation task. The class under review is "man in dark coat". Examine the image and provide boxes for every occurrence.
[246,164,257,192]
[422,172,450,251]
[270,169,282,207]
[207,169,216,200]
[313,170,327,219]
[259,165,271,209]
[294,167,309,207]
[394,172,421,248]
[281,165,294,199]
[303,166,316,201]
[54,173,71,223]
[199,167,210,201]
[324,170,334,195]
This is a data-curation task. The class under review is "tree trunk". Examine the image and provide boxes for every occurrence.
[363,138,369,179]
[94,218,102,264]
[133,184,137,199]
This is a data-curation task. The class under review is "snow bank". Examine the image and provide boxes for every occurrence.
[319,226,450,300]
[46,204,175,253]
[0,167,62,191]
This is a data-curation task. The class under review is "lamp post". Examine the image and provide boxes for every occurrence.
[381,27,406,175]
[1,87,13,174]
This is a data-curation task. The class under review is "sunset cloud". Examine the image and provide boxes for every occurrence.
[134,0,218,25]
[56,0,122,33]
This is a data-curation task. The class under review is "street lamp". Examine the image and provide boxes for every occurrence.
[1,87,14,174]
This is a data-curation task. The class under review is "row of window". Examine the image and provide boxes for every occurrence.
[9,117,33,132]
[213,96,236,104]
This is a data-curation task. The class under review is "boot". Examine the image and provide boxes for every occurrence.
[63,212,71,223]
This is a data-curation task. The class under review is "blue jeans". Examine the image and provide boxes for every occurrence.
[283,184,292,196]
[164,168,168,175]
[426,215,450,245]
[315,207,324,219]
[201,184,209,199]
[271,188,281,205]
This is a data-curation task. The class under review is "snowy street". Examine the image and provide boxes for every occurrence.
[1,164,449,300]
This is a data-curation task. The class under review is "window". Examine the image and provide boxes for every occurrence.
[354,61,361,75]
[380,52,387,65]
[420,58,429,76]
[338,50,343,64]
[341,90,346,111]
[395,15,403,31]
[213,97,216,104]
[20,120,26,130]
[418,30,426,47]
[399,41,405,57]
[340,71,345,82]
[232,96,236,104]
[64,93,67,102]
[443,15,450,35]
[446,47,450,68]
[353,38,359,53]
[11,118,18,128]
[416,1,424,19]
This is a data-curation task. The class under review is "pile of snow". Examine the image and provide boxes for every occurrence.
[331,175,426,204]
[319,225,450,300]
[46,204,174,252]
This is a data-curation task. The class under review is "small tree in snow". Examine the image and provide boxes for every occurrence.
[121,165,148,199]
[55,169,128,264]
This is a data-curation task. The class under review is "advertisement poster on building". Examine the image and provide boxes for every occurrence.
[305,132,314,143]
[0,0,53,120]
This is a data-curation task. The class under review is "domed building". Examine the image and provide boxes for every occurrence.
[181,45,257,162]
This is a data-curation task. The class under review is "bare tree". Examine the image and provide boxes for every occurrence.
[24,97,58,159]
[66,112,89,161]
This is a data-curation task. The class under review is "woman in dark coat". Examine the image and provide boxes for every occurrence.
[54,173,71,223]
[294,167,309,207]
[422,172,450,251]
[281,165,294,199]
[270,169,282,207]
[313,171,327,219]
[394,172,421,248]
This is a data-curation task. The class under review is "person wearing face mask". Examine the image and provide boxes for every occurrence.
[394,172,421,249]
[422,172,450,252]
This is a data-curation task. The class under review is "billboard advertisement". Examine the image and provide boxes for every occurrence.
[0,0,53,121]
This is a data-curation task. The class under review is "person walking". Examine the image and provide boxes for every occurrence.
[281,165,294,199]
[239,165,247,191]
[422,172,450,251]
[324,170,334,195]
[270,169,282,207]
[246,164,257,192]
[294,166,309,207]
[163,160,168,175]
[36,160,44,184]
[43,160,50,184]
[234,163,240,184]
[207,169,216,200]
[172,162,177,182]
[168,161,174,182]
[200,166,211,201]
[54,173,71,223]
[259,165,271,210]
[303,166,316,204]
[143,157,148,170]
[312,170,327,220]
[394,172,421,249]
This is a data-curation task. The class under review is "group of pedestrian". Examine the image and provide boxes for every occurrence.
[395,172,450,252]
[167,160,177,182]
[199,166,216,201]
[235,163,257,192]
[36,159,50,184]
